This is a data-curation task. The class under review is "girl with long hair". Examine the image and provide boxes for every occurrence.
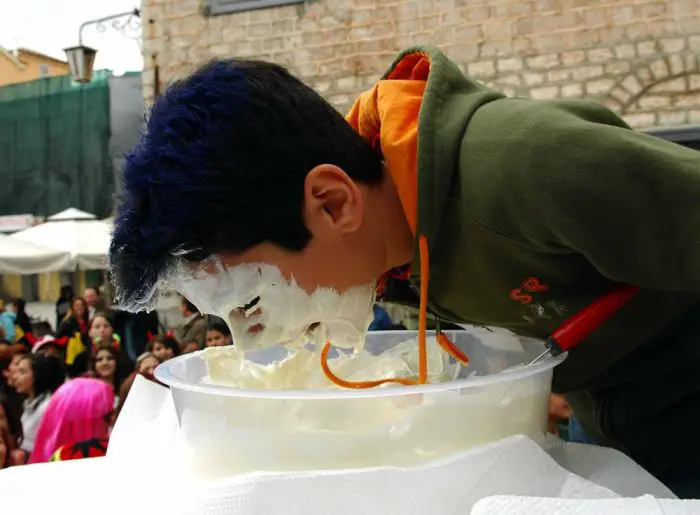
[13,354,64,461]
[86,343,130,406]
[0,344,27,445]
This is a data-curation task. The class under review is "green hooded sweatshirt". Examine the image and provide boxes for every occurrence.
[348,46,700,477]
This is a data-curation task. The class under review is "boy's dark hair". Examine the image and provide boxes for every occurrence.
[108,58,382,312]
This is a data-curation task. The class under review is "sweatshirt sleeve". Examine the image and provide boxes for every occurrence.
[465,98,700,291]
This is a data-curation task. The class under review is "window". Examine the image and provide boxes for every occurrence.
[646,125,700,151]
[39,64,50,77]
[202,0,304,16]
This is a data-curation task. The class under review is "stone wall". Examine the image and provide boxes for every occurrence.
[142,0,700,128]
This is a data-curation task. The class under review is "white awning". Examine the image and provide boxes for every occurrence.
[10,209,112,270]
[0,233,73,274]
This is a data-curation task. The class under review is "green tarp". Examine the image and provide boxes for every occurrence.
[0,72,113,218]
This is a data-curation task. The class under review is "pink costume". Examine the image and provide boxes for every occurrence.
[28,378,114,464]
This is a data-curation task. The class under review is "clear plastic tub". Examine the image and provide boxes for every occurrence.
[155,328,566,478]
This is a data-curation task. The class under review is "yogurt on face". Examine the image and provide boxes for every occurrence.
[169,260,377,352]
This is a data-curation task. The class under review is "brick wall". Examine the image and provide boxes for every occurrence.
[142,0,700,129]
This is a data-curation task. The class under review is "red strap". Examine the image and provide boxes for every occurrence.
[550,284,640,352]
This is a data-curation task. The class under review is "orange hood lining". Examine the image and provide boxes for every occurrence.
[319,53,470,389]
[345,52,430,236]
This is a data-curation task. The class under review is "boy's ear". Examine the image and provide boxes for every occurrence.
[303,164,364,234]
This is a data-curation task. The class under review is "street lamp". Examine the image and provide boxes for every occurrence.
[64,45,98,83]
[64,8,141,84]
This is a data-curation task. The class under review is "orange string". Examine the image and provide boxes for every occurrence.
[320,342,417,389]
[320,234,466,389]
[417,235,429,384]
[436,332,470,365]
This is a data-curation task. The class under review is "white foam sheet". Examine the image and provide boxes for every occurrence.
[1,436,614,515]
[471,495,700,515]
[544,435,675,499]
[166,435,616,515]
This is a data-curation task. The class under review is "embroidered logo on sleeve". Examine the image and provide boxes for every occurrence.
[509,277,566,325]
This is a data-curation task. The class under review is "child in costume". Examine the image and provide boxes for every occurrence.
[30,378,113,463]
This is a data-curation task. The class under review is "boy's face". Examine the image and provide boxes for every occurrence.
[178,165,391,350]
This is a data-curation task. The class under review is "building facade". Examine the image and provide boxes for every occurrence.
[142,0,700,130]
[0,47,70,86]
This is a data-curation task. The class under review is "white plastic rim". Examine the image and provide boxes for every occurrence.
[156,330,567,400]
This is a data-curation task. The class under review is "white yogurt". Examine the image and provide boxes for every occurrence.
[202,336,462,390]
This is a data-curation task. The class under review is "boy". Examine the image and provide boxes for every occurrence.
[108,46,700,495]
